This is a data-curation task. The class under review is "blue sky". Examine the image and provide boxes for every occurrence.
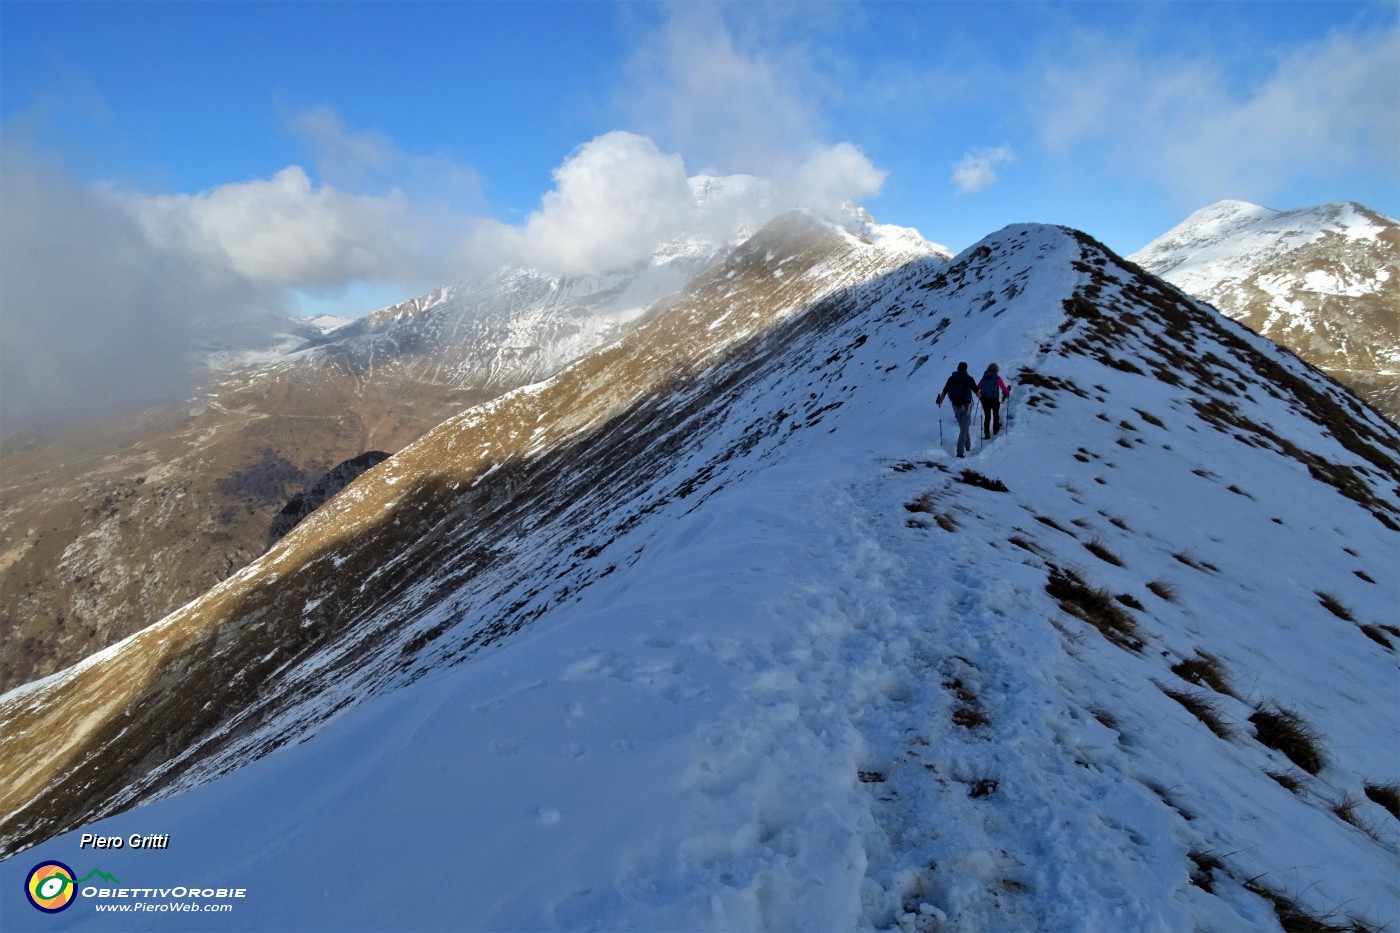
[1,1,1397,429]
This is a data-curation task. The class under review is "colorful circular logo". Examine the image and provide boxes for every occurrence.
[25,861,77,913]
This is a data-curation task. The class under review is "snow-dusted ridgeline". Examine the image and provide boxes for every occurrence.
[2,217,1397,931]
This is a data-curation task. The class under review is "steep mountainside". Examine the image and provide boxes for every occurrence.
[0,361,484,693]
[1,195,941,693]
[2,213,1396,930]
[0,255,697,693]
[1132,200,1400,422]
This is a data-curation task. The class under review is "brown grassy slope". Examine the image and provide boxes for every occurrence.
[0,350,494,693]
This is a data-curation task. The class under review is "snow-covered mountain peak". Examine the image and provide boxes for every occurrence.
[1135,199,1397,289]
[838,202,951,262]
[1133,199,1400,422]
[3,217,1396,931]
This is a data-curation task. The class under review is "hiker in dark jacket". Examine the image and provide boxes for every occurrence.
[978,363,1011,439]
[936,362,978,457]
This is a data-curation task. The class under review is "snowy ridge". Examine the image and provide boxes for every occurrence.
[2,219,1397,931]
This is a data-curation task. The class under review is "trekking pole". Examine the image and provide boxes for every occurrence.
[938,400,944,446]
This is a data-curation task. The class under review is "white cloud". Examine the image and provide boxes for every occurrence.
[481,131,699,277]
[1029,23,1400,204]
[789,142,887,212]
[952,146,1016,195]
[465,132,888,278]
[1,66,888,433]
[124,166,439,290]
[615,4,886,215]
[0,109,479,434]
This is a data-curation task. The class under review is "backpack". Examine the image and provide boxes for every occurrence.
[946,372,975,405]
[979,371,1001,399]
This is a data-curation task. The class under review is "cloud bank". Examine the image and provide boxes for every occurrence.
[476,131,699,278]
[2,5,892,436]
[0,146,257,435]
[1,126,882,436]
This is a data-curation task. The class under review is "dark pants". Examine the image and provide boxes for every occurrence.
[953,403,973,456]
[982,397,1002,437]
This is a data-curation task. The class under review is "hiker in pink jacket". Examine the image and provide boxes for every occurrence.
[977,363,1011,439]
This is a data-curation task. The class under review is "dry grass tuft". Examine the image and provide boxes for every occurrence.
[1330,792,1384,841]
[944,674,988,729]
[1146,579,1177,602]
[904,495,936,515]
[1267,770,1305,793]
[1173,552,1218,573]
[903,494,958,533]
[1045,565,1144,651]
[956,469,1009,492]
[1164,687,1233,739]
[1008,534,1039,554]
[1133,408,1166,428]
[1171,651,1233,697]
[1359,625,1393,649]
[1316,592,1354,622]
[1243,877,1378,933]
[1250,704,1326,775]
[1187,850,1223,892]
[1099,511,1130,530]
[1083,538,1124,566]
[1090,708,1119,730]
[1364,783,1400,822]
